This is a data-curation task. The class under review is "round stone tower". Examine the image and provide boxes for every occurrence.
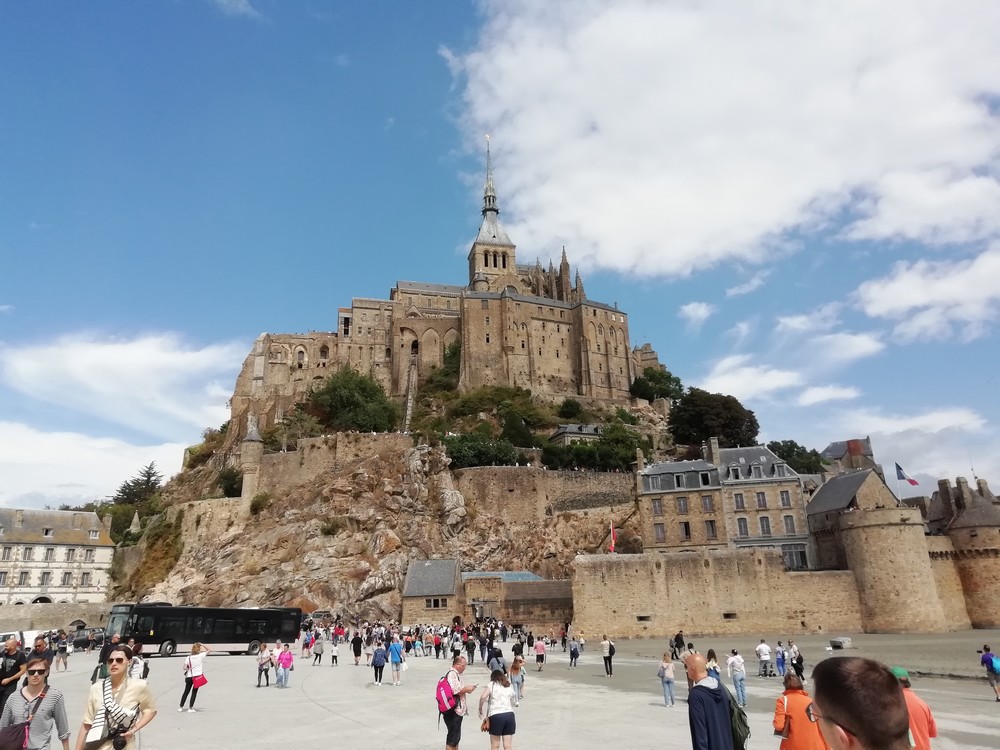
[239,415,265,501]
[839,507,948,633]
[944,477,1000,628]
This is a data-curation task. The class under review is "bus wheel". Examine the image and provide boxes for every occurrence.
[248,641,262,655]
[159,641,176,657]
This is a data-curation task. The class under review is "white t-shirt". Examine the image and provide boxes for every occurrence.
[755,643,772,660]
[482,683,515,717]
[184,652,206,677]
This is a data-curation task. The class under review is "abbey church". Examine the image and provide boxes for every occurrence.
[230,146,661,433]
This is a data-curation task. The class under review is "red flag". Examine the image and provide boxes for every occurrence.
[609,522,617,553]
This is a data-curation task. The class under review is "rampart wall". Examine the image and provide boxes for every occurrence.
[454,467,633,522]
[572,550,863,639]
[0,602,117,633]
[924,536,972,630]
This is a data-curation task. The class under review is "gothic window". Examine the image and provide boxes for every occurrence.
[598,324,604,336]
[319,346,329,360]
[297,350,305,363]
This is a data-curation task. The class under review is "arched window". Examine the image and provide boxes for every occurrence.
[502,253,508,269]
[297,350,305,363]
[598,324,604,336]
[484,250,489,267]
[492,251,498,267]
[319,345,329,360]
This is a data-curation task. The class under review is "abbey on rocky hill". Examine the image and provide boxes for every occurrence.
[230,143,662,434]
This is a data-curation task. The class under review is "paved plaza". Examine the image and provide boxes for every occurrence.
[37,631,1000,749]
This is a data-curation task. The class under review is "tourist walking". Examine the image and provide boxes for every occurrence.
[479,669,516,750]
[330,640,339,666]
[980,645,1000,701]
[312,636,324,665]
[671,631,685,661]
[0,638,27,712]
[891,667,938,750]
[179,643,210,712]
[657,652,676,707]
[351,632,363,666]
[789,641,805,682]
[371,641,387,686]
[772,672,826,750]
[811,657,910,750]
[389,636,405,685]
[533,638,546,672]
[54,632,70,673]
[680,643,698,690]
[727,649,747,707]
[440,655,478,750]
[275,644,294,688]
[568,637,579,668]
[600,635,614,677]
[76,643,157,750]
[509,655,525,706]
[256,646,273,687]
[686,653,733,750]
[0,655,70,750]
[775,641,787,677]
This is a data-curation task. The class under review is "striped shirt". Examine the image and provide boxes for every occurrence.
[0,686,70,750]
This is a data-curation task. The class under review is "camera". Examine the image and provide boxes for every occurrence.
[110,724,129,750]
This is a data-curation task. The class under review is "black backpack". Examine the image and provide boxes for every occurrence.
[141,661,150,679]
[608,643,616,657]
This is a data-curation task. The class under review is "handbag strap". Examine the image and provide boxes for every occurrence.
[25,689,47,723]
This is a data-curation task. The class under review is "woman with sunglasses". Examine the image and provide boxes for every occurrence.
[0,657,69,750]
[179,643,210,712]
[75,645,157,750]
[772,672,827,750]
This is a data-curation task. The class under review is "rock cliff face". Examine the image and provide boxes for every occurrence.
[135,446,640,620]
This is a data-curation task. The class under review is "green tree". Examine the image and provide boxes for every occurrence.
[216,467,244,497]
[443,433,519,469]
[614,407,638,425]
[264,408,323,451]
[111,462,162,505]
[557,398,584,419]
[766,440,824,474]
[668,388,759,448]
[499,404,536,448]
[305,368,399,432]
[630,367,684,402]
[424,342,461,393]
[541,423,649,471]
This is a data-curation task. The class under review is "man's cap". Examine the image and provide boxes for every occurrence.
[890,666,909,680]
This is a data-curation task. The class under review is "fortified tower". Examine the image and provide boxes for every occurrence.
[838,507,949,632]
[941,477,1000,627]
[239,415,264,500]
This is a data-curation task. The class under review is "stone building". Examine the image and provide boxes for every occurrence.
[401,559,463,626]
[819,437,879,475]
[227,144,662,438]
[548,424,604,447]
[636,438,810,569]
[0,509,114,605]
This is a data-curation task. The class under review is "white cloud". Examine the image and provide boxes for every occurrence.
[699,354,803,400]
[796,385,860,406]
[0,422,183,507]
[776,303,841,334]
[0,333,244,442]
[678,302,714,330]
[448,1,1000,276]
[0,305,12,313]
[856,245,1000,341]
[727,318,756,346]
[810,332,885,365]
[726,270,771,297]
[211,0,261,19]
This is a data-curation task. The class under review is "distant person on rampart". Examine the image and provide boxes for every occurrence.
[981,645,1000,702]
[890,667,937,750]
[686,653,734,750]
[811,657,910,750]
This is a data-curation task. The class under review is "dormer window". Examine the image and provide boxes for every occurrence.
[89,530,99,539]
[751,464,763,479]
[728,465,740,480]
[650,475,660,491]
[776,464,787,477]
[674,474,685,489]
[43,528,53,537]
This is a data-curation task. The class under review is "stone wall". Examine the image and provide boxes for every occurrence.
[454,467,634,522]
[571,550,863,639]
[925,536,972,630]
[256,433,414,497]
[839,508,949,633]
[462,577,573,632]
[0,601,118,633]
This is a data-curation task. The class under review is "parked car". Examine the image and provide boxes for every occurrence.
[72,628,105,651]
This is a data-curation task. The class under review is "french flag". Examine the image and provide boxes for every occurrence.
[895,463,919,486]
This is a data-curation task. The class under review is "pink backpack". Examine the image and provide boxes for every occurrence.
[435,670,457,713]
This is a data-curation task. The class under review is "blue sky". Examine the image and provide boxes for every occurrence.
[2,0,999,506]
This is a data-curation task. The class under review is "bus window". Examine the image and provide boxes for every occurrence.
[248,620,267,636]
[214,619,235,638]
[136,616,155,636]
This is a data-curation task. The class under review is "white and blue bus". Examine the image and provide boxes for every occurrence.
[106,602,301,656]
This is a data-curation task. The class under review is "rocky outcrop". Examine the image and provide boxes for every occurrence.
[133,445,640,621]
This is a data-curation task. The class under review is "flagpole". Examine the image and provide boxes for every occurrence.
[894,462,901,506]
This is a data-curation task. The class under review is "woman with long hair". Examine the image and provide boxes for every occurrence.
[509,655,526,707]
[478,669,516,750]
[179,643,210,712]
[773,672,827,750]
[75,644,157,750]
[706,649,721,679]
[657,651,676,707]
[371,641,387,686]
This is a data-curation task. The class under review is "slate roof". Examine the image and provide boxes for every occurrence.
[550,424,604,441]
[806,470,873,516]
[820,438,873,460]
[642,459,716,475]
[948,494,1000,530]
[396,281,466,295]
[718,445,797,480]
[475,211,514,247]
[402,559,459,597]
[0,509,113,546]
[461,571,544,583]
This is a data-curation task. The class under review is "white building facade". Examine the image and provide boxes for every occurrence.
[0,509,115,605]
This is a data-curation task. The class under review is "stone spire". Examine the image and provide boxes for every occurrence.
[482,134,498,216]
[472,135,513,247]
[575,269,586,300]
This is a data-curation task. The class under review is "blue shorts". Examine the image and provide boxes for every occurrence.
[488,711,516,736]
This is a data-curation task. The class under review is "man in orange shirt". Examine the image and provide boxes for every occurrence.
[891,667,937,750]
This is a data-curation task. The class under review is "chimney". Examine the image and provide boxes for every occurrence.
[14,510,23,528]
[700,442,708,460]
[708,437,721,467]
[955,477,970,511]
[976,478,992,499]
[635,448,645,472]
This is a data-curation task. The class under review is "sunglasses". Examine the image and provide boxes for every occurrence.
[108,657,128,665]
[26,669,46,676]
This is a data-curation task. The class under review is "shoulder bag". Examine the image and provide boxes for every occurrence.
[774,696,791,738]
[0,689,46,750]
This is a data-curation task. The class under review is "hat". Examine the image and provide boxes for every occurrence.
[890,666,909,680]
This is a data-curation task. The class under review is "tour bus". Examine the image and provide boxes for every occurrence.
[106,602,302,657]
